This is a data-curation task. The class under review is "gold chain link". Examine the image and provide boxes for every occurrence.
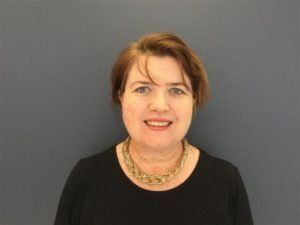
[122,137,189,185]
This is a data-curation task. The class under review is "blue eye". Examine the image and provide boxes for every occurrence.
[135,86,150,93]
[170,88,185,95]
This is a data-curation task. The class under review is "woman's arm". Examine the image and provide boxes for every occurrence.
[230,167,254,225]
[54,159,83,225]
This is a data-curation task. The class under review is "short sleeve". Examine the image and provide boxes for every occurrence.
[54,159,84,225]
[230,166,254,225]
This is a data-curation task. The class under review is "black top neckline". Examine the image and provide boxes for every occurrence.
[112,145,207,194]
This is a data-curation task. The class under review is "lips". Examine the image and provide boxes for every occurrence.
[145,118,172,122]
[145,121,171,126]
[144,118,173,127]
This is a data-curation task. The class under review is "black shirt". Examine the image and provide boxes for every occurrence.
[54,146,254,225]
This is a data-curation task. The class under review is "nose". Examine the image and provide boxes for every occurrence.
[149,91,170,112]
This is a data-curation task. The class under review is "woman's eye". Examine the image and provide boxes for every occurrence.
[170,88,185,95]
[135,86,150,93]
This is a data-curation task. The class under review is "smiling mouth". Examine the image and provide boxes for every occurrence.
[144,120,172,127]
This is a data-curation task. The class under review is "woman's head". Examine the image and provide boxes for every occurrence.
[110,32,212,149]
[111,32,212,109]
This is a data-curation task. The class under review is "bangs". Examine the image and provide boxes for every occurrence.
[134,54,192,92]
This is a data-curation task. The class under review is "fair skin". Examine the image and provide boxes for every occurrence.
[116,55,200,191]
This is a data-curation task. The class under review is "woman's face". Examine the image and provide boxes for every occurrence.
[119,55,194,150]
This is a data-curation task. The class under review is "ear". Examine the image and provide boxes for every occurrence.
[193,98,196,106]
[118,91,123,105]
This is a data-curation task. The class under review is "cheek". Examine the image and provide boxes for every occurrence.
[122,99,144,126]
[179,111,193,126]
[174,100,193,120]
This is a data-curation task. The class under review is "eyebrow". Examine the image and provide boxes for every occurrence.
[129,81,190,90]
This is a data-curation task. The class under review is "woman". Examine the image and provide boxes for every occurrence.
[54,32,254,225]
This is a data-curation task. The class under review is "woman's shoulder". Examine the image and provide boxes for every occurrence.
[202,150,236,168]
[83,145,116,160]
[199,149,239,182]
[71,145,117,181]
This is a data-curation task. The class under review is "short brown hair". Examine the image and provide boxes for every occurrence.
[111,32,212,108]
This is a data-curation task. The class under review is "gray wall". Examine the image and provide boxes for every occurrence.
[1,1,299,225]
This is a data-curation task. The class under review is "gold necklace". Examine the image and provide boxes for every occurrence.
[122,137,189,185]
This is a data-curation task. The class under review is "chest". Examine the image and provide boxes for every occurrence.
[78,185,233,225]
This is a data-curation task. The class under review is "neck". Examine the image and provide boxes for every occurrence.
[127,139,184,175]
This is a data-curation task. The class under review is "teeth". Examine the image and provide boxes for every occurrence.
[146,121,171,127]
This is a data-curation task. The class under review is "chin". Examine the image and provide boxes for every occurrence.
[141,137,180,149]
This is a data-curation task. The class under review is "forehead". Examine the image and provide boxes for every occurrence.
[127,55,190,84]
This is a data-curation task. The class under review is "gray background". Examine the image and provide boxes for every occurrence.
[1,1,299,225]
